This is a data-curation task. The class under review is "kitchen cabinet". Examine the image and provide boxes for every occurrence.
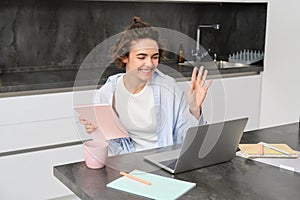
[0,91,94,153]
[0,145,83,200]
[0,91,92,199]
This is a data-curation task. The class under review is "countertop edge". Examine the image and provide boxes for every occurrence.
[0,66,263,98]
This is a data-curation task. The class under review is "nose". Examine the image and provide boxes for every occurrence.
[145,56,154,66]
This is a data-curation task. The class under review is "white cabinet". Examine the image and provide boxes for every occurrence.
[0,91,94,152]
[0,90,94,199]
[177,74,262,131]
[0,145,83,200]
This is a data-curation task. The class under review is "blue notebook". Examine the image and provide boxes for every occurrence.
[106,170,196,200]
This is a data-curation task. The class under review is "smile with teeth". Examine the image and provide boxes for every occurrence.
[139,68,153,73]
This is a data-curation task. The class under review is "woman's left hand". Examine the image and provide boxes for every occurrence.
[188,66,212,119]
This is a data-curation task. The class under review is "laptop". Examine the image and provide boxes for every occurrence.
[144,118,248,174]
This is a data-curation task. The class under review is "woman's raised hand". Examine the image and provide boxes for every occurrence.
[188,66,212,119]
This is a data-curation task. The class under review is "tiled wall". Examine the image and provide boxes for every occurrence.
[0,0,267,71]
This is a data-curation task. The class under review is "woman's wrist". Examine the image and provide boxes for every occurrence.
[189,107,201,120]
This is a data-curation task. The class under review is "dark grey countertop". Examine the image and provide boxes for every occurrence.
[54,123,300,200]
[0,62,263,97]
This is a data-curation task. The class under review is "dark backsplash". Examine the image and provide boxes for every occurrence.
[0,0,267,72]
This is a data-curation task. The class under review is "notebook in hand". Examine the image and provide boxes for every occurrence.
[74,104,129,140]
[238,143,298,158]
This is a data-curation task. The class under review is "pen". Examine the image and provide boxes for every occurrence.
[260,142,291,156]
[259,143,264,156]
[120,171,152,186]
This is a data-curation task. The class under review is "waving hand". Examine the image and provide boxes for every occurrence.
[188,66,212,119]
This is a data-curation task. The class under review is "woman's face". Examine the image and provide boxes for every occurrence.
[122,38,159,82]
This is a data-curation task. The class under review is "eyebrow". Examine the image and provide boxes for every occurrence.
[136,53,159,57]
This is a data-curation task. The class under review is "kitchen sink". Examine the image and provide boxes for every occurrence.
[215,61,248,69]
[179,61,250,69]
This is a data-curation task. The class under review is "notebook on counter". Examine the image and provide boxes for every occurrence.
[106,170,196,200]
[238,143,298,158]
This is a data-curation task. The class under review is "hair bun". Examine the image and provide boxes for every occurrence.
[132,16,141,23]
[126,16,151,30]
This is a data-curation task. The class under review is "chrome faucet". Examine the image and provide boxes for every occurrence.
[193,24,220,63]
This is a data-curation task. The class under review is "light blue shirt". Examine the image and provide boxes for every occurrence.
[94,69,204,155]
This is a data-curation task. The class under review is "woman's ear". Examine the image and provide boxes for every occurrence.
[122,57,129,64]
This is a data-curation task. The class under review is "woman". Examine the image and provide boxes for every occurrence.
[80,17,212,155]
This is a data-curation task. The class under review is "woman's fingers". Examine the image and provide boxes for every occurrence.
[85,123,97,134]
[85,126,96,133]
[191,67,197,84]
[201,69,209,87]
[191,66,210,89]
[78,116,97,133]
[197,66,204,84]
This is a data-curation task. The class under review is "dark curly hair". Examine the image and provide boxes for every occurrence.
[111,16,166,69]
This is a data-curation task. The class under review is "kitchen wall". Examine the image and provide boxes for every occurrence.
[2,0,297,129]
[202,0,300,128]
[0,0,266,72]
[259,0,300,128]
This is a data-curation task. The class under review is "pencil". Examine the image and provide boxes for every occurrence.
[261,142,291,156]
[120,171,152,186]
[259,143,264,156]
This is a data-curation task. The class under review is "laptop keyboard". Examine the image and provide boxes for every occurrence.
[159,159,178,170]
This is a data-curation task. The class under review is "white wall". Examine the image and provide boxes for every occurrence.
[260,0,300,128]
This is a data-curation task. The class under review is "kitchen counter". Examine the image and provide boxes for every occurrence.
[54,122,300,200]
[0,62,263,97]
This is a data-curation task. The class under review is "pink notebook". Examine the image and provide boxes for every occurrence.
[74,104,129,140]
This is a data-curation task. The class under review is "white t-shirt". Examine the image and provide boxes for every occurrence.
[114,75,158,151]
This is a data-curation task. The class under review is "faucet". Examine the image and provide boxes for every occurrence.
[193,24,220,63]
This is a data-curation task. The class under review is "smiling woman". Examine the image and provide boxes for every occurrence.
[122,38,160,92]
[79,16,212,155]
[110,17,164,93]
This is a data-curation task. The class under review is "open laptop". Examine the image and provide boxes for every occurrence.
[144,118,248,174]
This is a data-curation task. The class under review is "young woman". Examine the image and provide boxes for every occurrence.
[80,17,212,155]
